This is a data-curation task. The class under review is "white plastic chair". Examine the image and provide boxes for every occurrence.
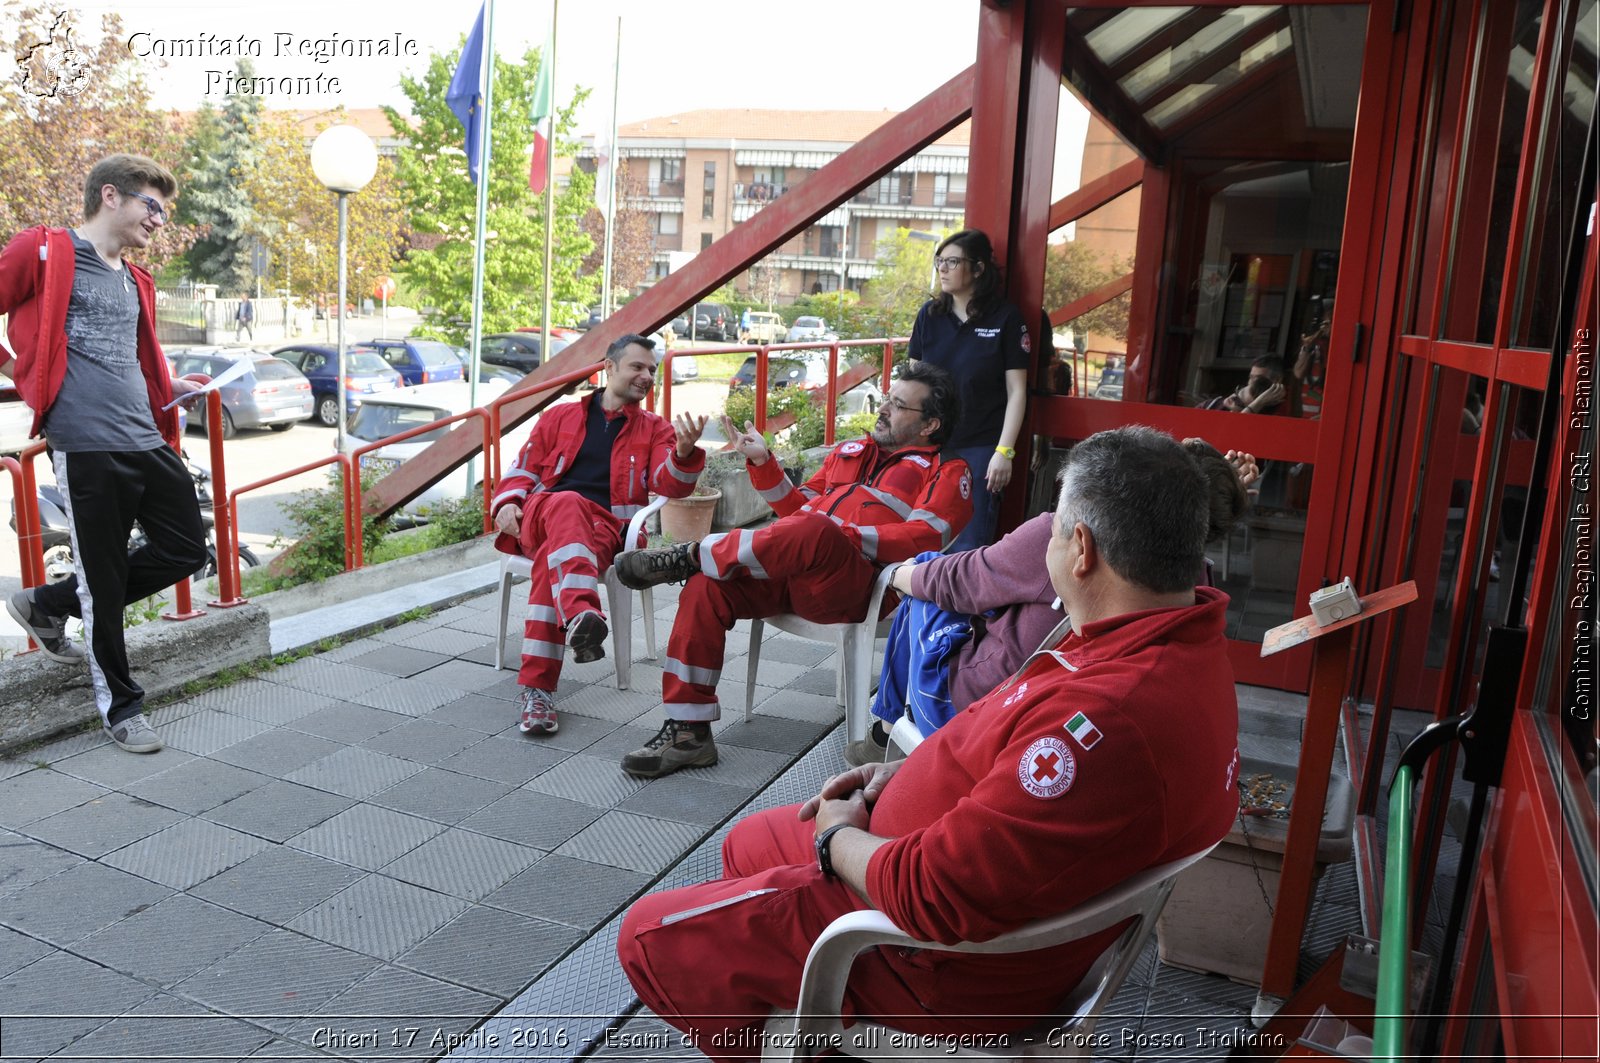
[744,563,901,743]
[494,494,667,691]
[764,845,1218,1062]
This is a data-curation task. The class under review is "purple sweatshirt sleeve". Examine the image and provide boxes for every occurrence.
[908,512,1057,616]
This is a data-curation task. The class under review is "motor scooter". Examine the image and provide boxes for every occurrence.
[8,451,261,583]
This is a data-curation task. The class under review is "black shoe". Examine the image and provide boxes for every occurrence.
[613,542,700,590]
[567,611,608,664]
[621,719,718,778]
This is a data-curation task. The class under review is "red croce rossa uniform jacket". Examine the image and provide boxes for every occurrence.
[0,226,180,445]
[747,436,972,563]
[490,390,705,553]
[860,587,1240,1020]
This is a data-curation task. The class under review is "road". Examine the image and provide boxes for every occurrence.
[0,327,733,614]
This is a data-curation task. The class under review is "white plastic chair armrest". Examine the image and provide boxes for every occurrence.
[626,494,670,549]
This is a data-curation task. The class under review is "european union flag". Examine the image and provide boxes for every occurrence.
[446,3,487,183]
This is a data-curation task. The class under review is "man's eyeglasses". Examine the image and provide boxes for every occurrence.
[883,396,928,415]
[124,190,169,225]
[934,255,972,272]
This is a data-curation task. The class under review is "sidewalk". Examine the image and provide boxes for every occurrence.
[0,578,842,1060]
[0,570,1367,1062]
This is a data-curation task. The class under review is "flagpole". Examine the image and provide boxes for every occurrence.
[540,0,559,363]
[467,0,497,490]
[600,16,620,319]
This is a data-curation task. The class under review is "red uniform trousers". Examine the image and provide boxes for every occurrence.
[618,806,941,1063]
[512,491,622,690]
[662,513,879,722]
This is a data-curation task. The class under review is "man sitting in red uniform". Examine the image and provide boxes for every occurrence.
[491,334,707,735]
[612,361,972,779]
[617,426,1240,1060]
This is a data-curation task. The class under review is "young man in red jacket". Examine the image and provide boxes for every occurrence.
[616,426,1240,1060]
[612,360,972,778]
[491,334,707,735]
[0,154,208,754]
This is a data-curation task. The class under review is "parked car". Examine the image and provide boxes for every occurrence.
[272,344,404,427]
[691,302,735,341]
[738,311,786,344]
[164,348,314,439]
[340,380,514,518]
[581,309,604,330]
[667,351,699,384]
[727,352,882,419]
[480,331,569,375]
[669,315,690,338]
[1094,363,1125,401]
[0,385,37,455]
[785,316,831,343]
[354,337,465,386]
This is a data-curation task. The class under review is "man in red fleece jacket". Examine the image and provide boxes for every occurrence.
[617,426,1241,1060]
[611,361,972,779]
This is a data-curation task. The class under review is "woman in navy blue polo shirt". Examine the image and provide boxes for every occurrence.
[907,229,1029,550]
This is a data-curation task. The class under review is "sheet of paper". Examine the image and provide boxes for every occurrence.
[162,356,254,410]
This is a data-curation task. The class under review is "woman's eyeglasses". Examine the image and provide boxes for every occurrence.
[934,255,972,272]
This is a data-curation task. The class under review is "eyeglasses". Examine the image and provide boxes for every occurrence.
[883,396,928,415]
[124,190,168,225]
[934,255,972,272]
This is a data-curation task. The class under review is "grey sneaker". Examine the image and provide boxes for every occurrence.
[518,687,559,735]
[621,719,717,778]
[843,721,891,767]
[107,714,163,754]
[566,611,608,664]
[7,589,85,664]
[613,542,700,590]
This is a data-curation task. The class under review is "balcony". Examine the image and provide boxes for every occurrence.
[645,178,685,198]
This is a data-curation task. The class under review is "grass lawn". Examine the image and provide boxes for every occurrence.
[678,350,746,380]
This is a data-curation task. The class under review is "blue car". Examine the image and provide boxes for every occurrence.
[273,344,404,427]
[354,338,466,387]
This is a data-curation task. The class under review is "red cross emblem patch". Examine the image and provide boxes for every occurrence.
[1017,736,1075,799]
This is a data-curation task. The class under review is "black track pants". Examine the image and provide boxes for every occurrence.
[33,446,208,727]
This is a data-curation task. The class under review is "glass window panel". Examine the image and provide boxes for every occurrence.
[1147,26,1294,129]
[1512,0,1597,350]
[1441,0,1544,343]
[1043,189,1139,399]
[1215,461,1313,642]
[1082,6,1196,68]
[1122,8,1276,102]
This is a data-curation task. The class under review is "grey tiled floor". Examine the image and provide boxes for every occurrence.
[0,583,837,1062]
[0,583,1372,1063]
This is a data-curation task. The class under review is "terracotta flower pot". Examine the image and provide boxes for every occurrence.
[661,491,721,542]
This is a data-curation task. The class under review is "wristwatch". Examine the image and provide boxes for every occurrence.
[815,823,852,878]
[994,445,1016,459]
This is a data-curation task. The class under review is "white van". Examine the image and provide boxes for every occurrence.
[738,311,786,344]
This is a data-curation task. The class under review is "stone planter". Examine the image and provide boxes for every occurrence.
[1155,757,1354,985]
[713,473,769,529]
[662,491,721,542]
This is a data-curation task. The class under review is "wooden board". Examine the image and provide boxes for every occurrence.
[1260,580,1419,657]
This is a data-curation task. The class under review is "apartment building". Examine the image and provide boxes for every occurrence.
[584,109,971,302]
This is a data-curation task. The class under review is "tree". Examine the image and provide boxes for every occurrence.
[858,226,946,338]
[240,110,406,305]
[1042,239,1132,342]
[0,3,197,272]
[177,59,263,293]
[386,43,598,342]
[580,170,652,306]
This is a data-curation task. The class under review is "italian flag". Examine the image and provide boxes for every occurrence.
[1064,711,1102,749]
[528,41,553,194]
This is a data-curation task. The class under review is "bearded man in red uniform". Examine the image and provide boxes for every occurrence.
[616,425,1241,1060]
[612,361,972,778]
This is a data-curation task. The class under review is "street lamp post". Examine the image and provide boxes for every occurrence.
[310,125,378,454]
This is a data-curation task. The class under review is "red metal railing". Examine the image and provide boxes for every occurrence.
[5,337,908,643]
[658,338,905,437]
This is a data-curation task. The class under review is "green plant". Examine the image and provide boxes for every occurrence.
[273,470,392,584]
[418,492,487,548]
[696,449,746,496]
[123,595,168,628]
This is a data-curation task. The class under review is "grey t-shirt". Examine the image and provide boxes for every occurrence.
[41,232,165,452]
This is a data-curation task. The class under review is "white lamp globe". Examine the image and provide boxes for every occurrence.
[311,125,378,194]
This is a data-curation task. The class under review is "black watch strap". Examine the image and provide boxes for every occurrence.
[815,824,851,878]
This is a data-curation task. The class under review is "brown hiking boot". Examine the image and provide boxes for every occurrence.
[613,542,700,590]
[620,719,717,778]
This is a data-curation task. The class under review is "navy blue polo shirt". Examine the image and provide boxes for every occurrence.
[556,395,625,509]
[908,299,1030,451]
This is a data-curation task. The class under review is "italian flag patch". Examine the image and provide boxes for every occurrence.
[1064,711,1102,749]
